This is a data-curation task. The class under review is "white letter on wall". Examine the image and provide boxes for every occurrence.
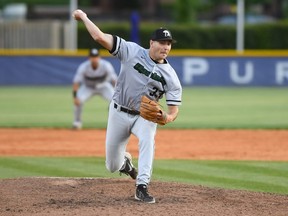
[276,62,288,85]
[183,58,209,84]
[230,61,254,84]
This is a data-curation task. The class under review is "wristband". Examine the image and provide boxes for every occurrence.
[73,91,77,98]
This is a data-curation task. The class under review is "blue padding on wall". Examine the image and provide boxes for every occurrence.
[0,55,287,86]
[0,56,86,85]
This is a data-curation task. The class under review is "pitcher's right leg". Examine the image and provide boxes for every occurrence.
[105,101,130,173]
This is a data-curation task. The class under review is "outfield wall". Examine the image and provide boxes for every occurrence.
[0,50,288,86]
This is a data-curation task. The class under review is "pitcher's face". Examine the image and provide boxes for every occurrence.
[149,40,172,63]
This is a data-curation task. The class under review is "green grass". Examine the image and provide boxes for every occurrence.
[153,160,288,195]
[0,157,287,195]
[173,87,288,129]
[0,86,287,195]
[0,86,287,129]
[0,86,109,128]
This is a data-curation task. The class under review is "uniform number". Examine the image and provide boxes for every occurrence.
[149,87,165,99]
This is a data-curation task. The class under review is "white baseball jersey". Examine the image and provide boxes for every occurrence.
[110,36,182,110]
[73,59,117,89]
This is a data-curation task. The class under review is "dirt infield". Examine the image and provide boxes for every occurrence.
[1,128,288,160]
[0,128,288,216]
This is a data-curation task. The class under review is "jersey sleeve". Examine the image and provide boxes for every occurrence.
[165,69,182,106]
[109,35,141,62]
[166,86,182,106]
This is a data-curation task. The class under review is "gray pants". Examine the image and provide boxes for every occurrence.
[105,100,157,186]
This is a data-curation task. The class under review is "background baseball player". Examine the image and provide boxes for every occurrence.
[73,9,182,203]
[72,48,117,129]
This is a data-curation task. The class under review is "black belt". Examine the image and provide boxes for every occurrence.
[114,103,140,115]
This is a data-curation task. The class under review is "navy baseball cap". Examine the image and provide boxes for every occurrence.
[89,48,99,57]
[150,28,176,43]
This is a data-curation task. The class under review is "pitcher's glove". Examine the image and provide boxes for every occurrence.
[140,95,167,125]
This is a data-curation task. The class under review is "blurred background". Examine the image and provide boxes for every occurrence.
[0,0,287,129]
[1,0,284,22]
[0,0,288,50]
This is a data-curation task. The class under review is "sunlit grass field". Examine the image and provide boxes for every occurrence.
[0,86,287,129]
[0,86,287,194]
[0,157,287,195]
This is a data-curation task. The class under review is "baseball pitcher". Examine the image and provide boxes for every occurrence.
[73,9,182,203]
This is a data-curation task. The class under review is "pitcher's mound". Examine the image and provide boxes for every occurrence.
[0,177,287,216]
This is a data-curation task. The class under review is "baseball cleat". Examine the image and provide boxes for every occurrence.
[135,184,155,203]
[72,122,82,130]
[119,152,137,179]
